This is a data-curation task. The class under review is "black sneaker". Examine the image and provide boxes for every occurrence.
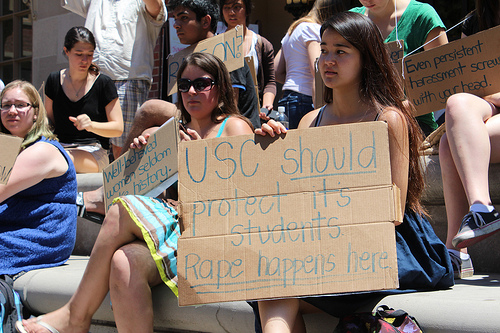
[448,250,474,279]
[452,210,500,248]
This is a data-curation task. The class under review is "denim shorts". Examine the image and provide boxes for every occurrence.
[278,90,314,129]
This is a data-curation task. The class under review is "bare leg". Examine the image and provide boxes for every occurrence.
[109,241,163,333]
[259,299,304,333]
[440,133,469,250]
[444,93,495,206]
[67,150,100,174]
[21,203,144,333]
[83,99,178,215]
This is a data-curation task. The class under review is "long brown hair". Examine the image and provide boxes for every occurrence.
[287,0,346,35]
[320,12,425,214]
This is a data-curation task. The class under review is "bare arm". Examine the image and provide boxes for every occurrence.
[45,95,55,126]
[274,49,286,84]
[378,108,409,223]
[69,97,124,138]
[142,0,163,19]
[306,40,321,105]
[423,27,448,50]
[0,142,68,203]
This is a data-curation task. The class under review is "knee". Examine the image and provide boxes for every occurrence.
[136,99,178,124]
[110,245,148,290]
[445,93,479,122]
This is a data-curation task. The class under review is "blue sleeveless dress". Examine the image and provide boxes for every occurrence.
[0,137,77,275]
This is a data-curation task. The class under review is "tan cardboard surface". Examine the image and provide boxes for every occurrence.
[181,184,401,238]
[178,121,392,203]
[178,222,398,306]
[386,40,404,76]
[167,27,245,96]
[0,133,23,185]
[178,122,399,305]
[403,25,500,115]
[103,118,178,211]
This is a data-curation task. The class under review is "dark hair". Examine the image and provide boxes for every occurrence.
[219,0,252,27]
[320,12,425,213]
[64,26,99,75]
[168,0,220,33]
[288,0,347,35]
[177,53,241,125]
[468,0,500,32]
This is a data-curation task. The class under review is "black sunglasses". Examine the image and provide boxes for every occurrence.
[178,77,215,93]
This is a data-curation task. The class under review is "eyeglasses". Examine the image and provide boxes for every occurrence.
[0,102,32,114]
[178,77,215,93]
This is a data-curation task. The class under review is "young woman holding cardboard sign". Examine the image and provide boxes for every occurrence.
[254,12,453,332]
[0,80,77,277]
[17,52,253,333]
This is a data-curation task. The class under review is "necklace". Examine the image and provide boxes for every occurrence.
[68,73,87,97]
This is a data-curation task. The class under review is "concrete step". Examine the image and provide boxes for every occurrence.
[14,256,500,333]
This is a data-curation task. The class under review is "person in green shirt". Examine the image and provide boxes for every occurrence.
[351,0,448,136]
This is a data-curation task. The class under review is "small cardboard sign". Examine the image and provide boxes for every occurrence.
[0,134,23,185]
[403,25,500,115]
[386,40,404,76]
[177,122,400,306]
[167,27,245,96]
[102,118,179,211]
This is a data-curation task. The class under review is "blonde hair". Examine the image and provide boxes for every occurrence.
[0,80,57,150]
[287,0,345,35]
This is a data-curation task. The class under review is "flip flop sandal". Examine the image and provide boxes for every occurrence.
[16,315,60,333]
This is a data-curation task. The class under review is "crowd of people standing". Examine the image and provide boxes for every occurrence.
[2,0,500,332]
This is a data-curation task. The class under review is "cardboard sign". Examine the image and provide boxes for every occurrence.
[403,25,500,115]
[166,27,245,96]
[177,122,400,306]
[0,134,23,185]
[102,118,179,211]
[386,40,404,76]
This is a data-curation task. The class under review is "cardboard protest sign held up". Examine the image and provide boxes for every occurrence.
[102,118,179,212]
[0,134,23,185]
[403,25,500,116]
[167,27,245,96]
[177,122,401,306]
[386,40,404,76]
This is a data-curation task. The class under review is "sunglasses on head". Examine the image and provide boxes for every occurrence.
[178,77,215,93]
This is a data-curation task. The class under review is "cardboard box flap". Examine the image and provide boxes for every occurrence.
[0,133,23,185]
[103,118,179,211]
[179,121,392,203]
[178,222,398,306]
[180,184,402,238]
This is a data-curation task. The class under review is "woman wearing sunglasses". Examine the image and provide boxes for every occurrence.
[18,52,254,333]
[1,80,77,279]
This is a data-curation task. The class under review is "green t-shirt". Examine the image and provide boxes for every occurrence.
[350,0,446,132]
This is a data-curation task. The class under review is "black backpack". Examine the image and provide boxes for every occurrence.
[0,275,23,333]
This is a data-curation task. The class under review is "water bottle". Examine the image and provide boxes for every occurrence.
[275,106,289,129]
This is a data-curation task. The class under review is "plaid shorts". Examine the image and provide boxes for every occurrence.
[110,79,151,147]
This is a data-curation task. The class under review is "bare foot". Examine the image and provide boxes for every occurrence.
[19,306,90,333]
[83,187,105,215]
